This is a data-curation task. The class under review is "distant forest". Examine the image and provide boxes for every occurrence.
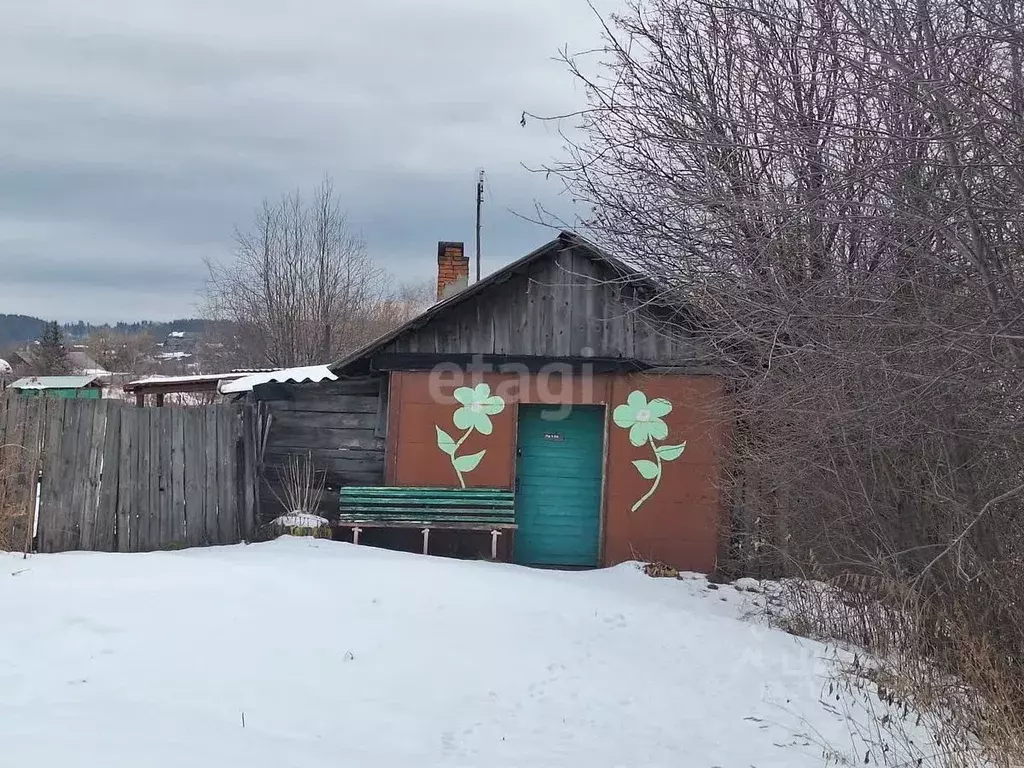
[0,314,206,350]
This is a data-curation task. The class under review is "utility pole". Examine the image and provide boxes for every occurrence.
[475,169,485,283]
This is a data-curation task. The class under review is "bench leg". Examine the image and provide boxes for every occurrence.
[421,528,430,555]
[352,527,362,546]
[490,530,501,560]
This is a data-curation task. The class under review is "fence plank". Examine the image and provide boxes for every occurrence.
[203,407,219,545]
[135,407,153,551]
[169,407,186,547]
[14,400,44,553]
[53,401,77,553]
[155,409,166,548]
[76,402,95,550]
[37,398,67,553]
[154,408,168,547]
[95,403,121,552]
[218,405,230,544]
[240,405,256,540]
[219,405,236,544]
[73,401,96,551]
[48,400,73,552]
[183,408,204,547]
[116,406,135,552]
[133,407,149,552]
[59,401,89,552]
[215,407,231,544]
[89,401,110,549]
[156,407,169,549]
[79,400,107,550]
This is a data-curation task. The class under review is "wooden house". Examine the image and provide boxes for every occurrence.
[249,233,728,572]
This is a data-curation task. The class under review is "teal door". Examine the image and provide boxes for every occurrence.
[514,405,605,567]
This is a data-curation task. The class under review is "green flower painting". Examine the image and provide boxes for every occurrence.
[435,383,506,488]
[612,390,686,512]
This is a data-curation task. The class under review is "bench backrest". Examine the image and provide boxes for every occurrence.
[338,486,515,524]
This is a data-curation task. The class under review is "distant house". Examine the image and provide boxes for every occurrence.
[147,331,202,375]
[8,350,34,378]
[67,350,107,375]
[163,331,199,353]
[8,348,108,378]
[10,375,105,399]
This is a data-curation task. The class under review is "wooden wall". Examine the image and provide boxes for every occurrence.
[381,244,704,364]
[385,370,728,573]
[254,377,387,521]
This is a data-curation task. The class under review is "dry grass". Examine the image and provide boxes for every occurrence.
[766,577,1024,767]
[0,439,34,554]
[0,398,44,555]
[268,452,326,517]
[642,561,681,579]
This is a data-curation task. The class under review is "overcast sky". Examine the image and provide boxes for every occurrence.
[0,0,613,323]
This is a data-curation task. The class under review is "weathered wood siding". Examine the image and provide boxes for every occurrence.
[382,244,701,364]
[0,395,260,553]
[255,377,387,521]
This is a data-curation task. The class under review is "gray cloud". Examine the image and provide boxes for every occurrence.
[0,0,612,322]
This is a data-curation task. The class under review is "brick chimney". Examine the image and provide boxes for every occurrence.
[436,241,470,300]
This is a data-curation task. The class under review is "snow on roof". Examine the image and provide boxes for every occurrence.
[219,365,337,394]
[10,375,104,390]
[125,373,249,389]
[0,359,11,376]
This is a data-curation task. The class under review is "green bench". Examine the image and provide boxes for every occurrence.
[337,486,516,559]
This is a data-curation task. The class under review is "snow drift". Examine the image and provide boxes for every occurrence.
[0,537,916,767]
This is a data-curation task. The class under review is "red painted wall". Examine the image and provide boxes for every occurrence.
[604,375,725,572]
[385,370,727,572]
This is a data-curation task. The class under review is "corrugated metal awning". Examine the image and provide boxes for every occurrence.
[219,365,337,394]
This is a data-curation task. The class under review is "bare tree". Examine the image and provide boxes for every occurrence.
[203,177,389,368]
[87,329,155,375]
[375,277,436,329]
[539,0,1024,763]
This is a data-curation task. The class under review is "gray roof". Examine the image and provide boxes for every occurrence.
[10,375,105,390]
[9,348,107,374]
[67,350,106,373]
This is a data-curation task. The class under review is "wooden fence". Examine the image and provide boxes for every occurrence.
[0,395,264,553]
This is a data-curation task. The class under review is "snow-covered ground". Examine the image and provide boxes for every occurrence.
[0,538,898,767]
